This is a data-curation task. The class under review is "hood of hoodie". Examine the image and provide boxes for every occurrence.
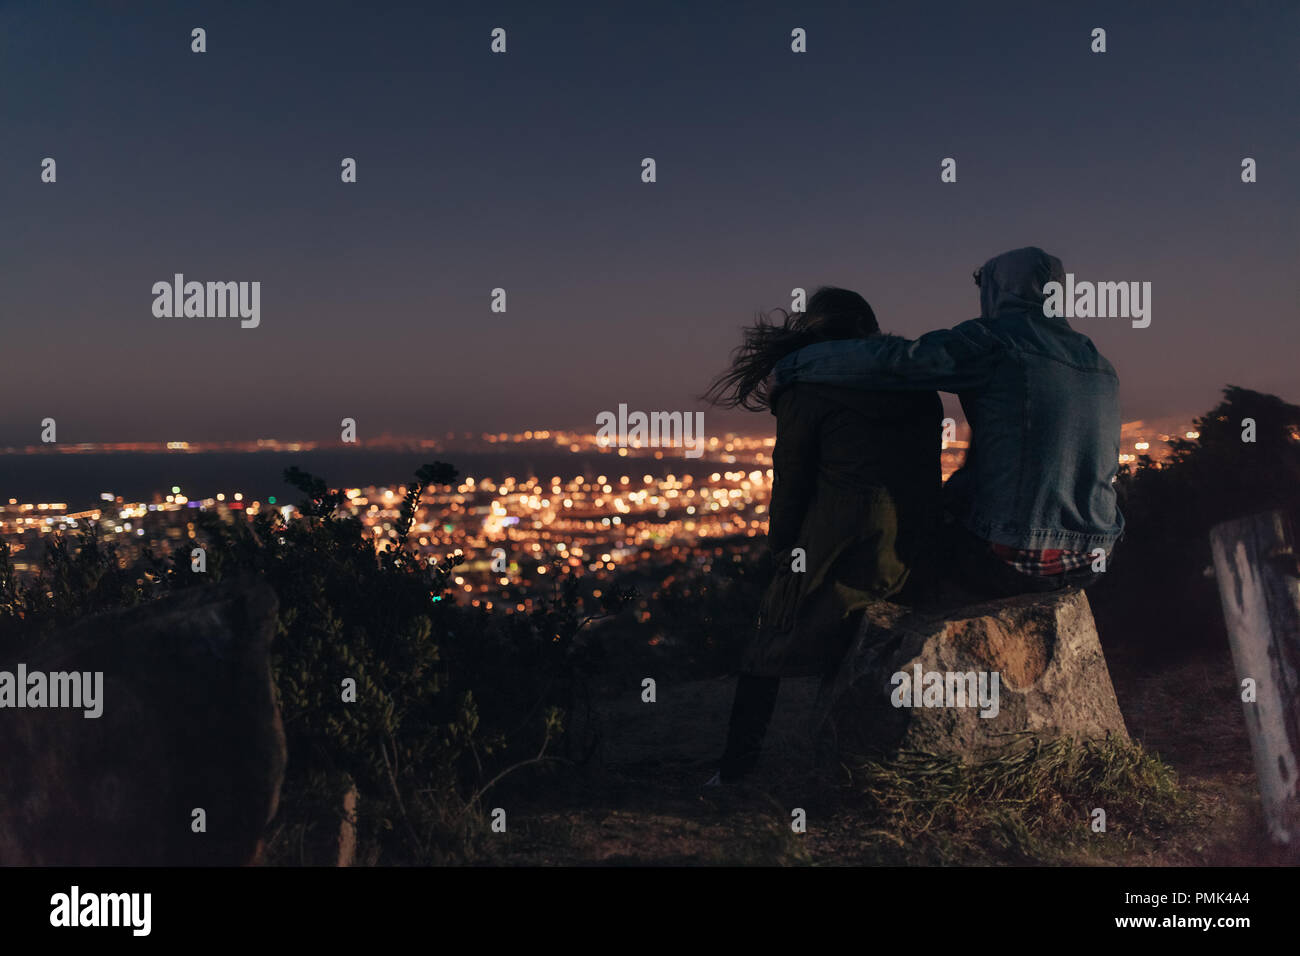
[977,246,1066,320]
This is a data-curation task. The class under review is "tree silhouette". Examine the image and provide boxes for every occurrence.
[1090,386,1300,656]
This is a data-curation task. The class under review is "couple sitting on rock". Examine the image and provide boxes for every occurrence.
[702,246,1126,784]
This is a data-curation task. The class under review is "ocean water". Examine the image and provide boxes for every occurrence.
[1,449,734,510]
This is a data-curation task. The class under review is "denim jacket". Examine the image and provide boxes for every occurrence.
[772,247,1125,552]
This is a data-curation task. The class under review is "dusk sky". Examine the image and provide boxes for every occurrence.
[2,0,1296,445]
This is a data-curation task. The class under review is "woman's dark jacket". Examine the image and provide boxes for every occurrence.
[742,382,943,677]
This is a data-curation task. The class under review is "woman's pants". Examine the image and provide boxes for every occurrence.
[718,673,781,782]
[718,609,860,782]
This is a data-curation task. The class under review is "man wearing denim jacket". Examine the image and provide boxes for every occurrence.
[771,246,1124,599]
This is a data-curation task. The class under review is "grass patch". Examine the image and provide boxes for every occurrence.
[847,733,1198,864]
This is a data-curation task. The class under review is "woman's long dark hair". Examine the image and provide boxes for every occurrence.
[703,287,879,411]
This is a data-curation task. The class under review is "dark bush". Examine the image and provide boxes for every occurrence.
[0,462,633,864]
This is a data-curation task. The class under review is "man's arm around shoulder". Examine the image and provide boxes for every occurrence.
[772,320,1002,393]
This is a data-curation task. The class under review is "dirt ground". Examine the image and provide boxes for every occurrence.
[496,643,1297,866]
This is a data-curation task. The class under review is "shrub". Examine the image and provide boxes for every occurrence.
[0,462,633,864]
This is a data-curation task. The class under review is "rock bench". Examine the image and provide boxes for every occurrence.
[818,588,1129,759]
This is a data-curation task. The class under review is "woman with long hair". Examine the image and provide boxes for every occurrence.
[703,287,942,784]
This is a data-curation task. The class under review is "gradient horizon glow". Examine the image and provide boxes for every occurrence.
[2,1,1296,444]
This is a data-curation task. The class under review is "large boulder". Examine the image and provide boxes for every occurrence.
[0,579,286,865]
[819,588,1129,759]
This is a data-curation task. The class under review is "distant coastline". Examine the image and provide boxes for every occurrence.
[0,448,745,512]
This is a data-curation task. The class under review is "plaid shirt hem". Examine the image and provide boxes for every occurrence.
[989,542,1098,576]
